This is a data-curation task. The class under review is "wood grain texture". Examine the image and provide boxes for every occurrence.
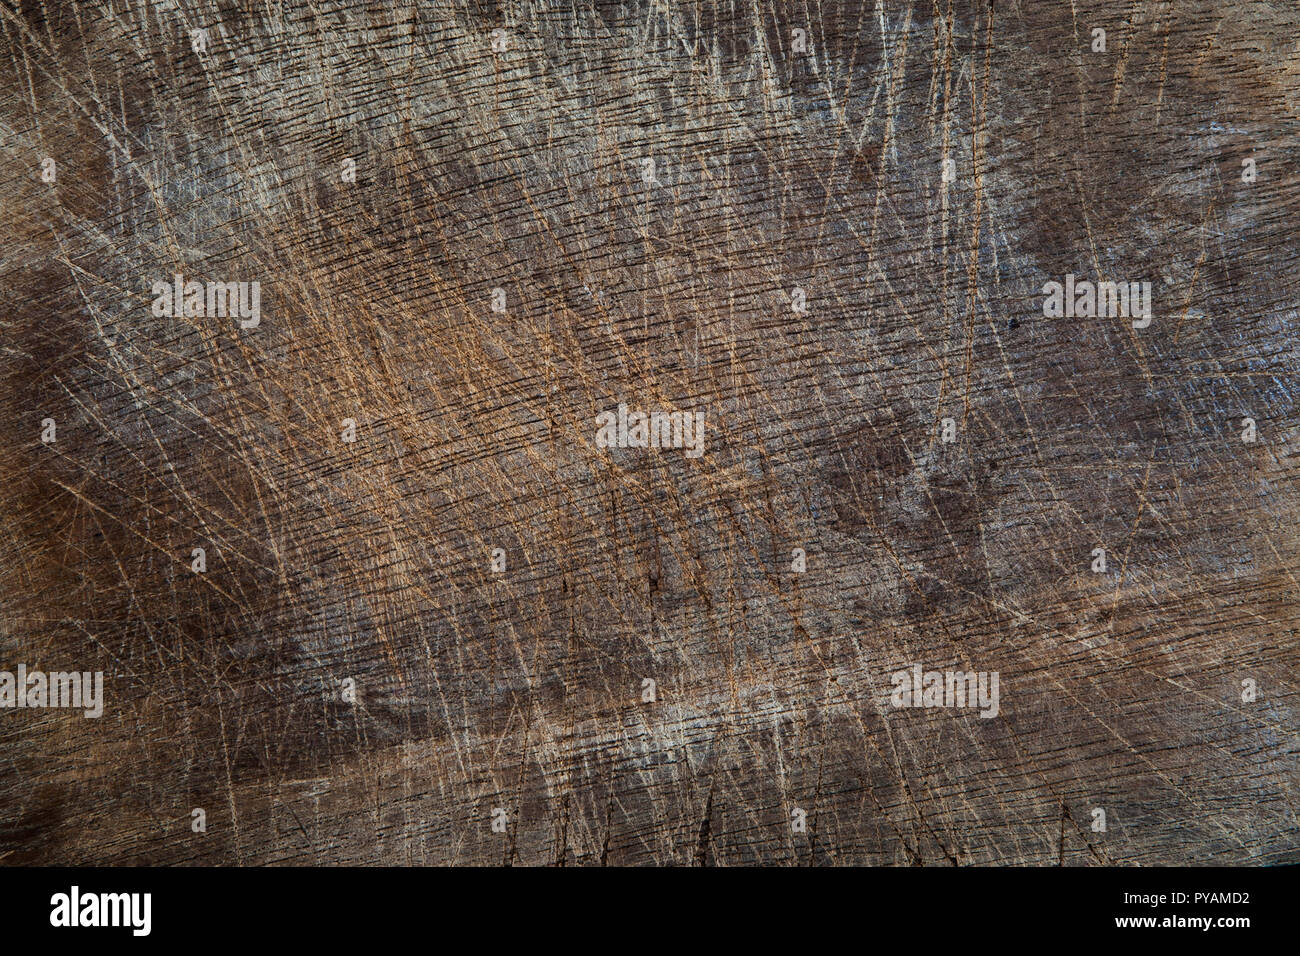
[1,0,1297,865]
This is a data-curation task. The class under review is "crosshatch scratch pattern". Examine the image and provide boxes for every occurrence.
[1,0,1297,865]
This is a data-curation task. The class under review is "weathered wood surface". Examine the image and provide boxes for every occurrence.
[1,0,1297,865]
